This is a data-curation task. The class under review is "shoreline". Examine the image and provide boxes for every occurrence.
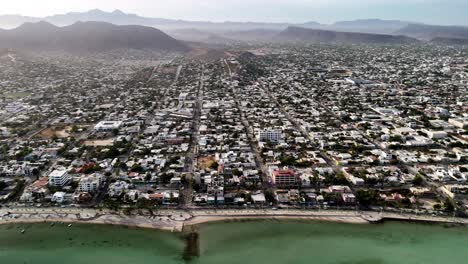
[1,208,467,232]
[183,215,369,229]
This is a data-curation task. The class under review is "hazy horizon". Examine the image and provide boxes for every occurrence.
[1,0,468,26]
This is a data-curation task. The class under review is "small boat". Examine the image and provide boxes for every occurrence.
[50,223,55,227]
[20,229,26,234]
[68,224,72,227]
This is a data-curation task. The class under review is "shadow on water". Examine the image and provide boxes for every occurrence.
[182,228,200,262]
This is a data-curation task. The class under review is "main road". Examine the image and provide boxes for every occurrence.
[182,64,204,208]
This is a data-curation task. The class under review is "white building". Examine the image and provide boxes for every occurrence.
[48,169,70,187]
[0,127,10,137]
[109,181,129,197]
[448,118,468,129]
[407,136,431,147]
[423,130,448,139]
[258,129,282,143]
[51,192,67,203]
[342,193,356,204]
[349,175,365,186]
[78,174,104,193]
[178,92,189,101]
[94,121,123,131]
[5,103,25,113]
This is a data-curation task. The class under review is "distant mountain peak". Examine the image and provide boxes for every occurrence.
[88,9,106,14]
[302,21,321,26]
[17,20,57,30]
[112,9,126,15]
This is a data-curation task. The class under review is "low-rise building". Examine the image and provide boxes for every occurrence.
[342,193,356,204]
[448,118,468,129]
[94,121,123,131]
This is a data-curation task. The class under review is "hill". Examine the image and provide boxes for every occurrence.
[397,24,468,40]
[0,21,189,52]
[330,19,413,34]
[430,37,468,45]
[276,27,419,44]
[0,15,39,29]
[220,29,281,43]
[167,28,231,44]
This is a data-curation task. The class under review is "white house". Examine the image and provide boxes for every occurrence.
[94,121,123,131]
[51,192,66,203]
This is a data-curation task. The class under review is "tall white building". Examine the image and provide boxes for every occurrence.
[48,169,70,187]
[257,129,282,143]
[78,174,104,193]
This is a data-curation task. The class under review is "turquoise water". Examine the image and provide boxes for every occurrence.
[0,224,184,264]
[0,220,467,264]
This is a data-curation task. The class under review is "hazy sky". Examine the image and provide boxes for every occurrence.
[2,0,468,25]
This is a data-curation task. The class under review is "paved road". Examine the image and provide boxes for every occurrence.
[182,64,204,207]
[7,53,16,63]
[225,60,270,182]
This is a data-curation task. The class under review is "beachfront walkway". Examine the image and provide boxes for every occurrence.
[1,207,467,231]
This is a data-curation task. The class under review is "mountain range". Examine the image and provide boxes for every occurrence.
[276,27,418,45]
[5,20,468,53]
[1,9,468,43]
[396,24,468,40]
[1,9,467,53]
[0,9,312,31]
[0,21,188,52]
[2,9,468,43]
[0,9,435,34]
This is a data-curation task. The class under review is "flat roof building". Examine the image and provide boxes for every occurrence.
[48,169,70,187]
[94,121,123,131]
[258,129,282,143]
[272,168,298,186]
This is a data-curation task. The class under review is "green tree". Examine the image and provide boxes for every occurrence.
[232,168,243,176]
[356,189,379,206]
[280,156,296,166]
[444,198,455,212]
[131,164,144,173]
[335,172,349,185]
[71,125,79,133]
[31,168,41,180]
[310,174,321,191]
[412,175,424,186]
[145,172,152,182]
[210,161,219,170]
[0,181,7,191]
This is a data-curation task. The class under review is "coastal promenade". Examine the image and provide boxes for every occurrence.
[1,207,468,231]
